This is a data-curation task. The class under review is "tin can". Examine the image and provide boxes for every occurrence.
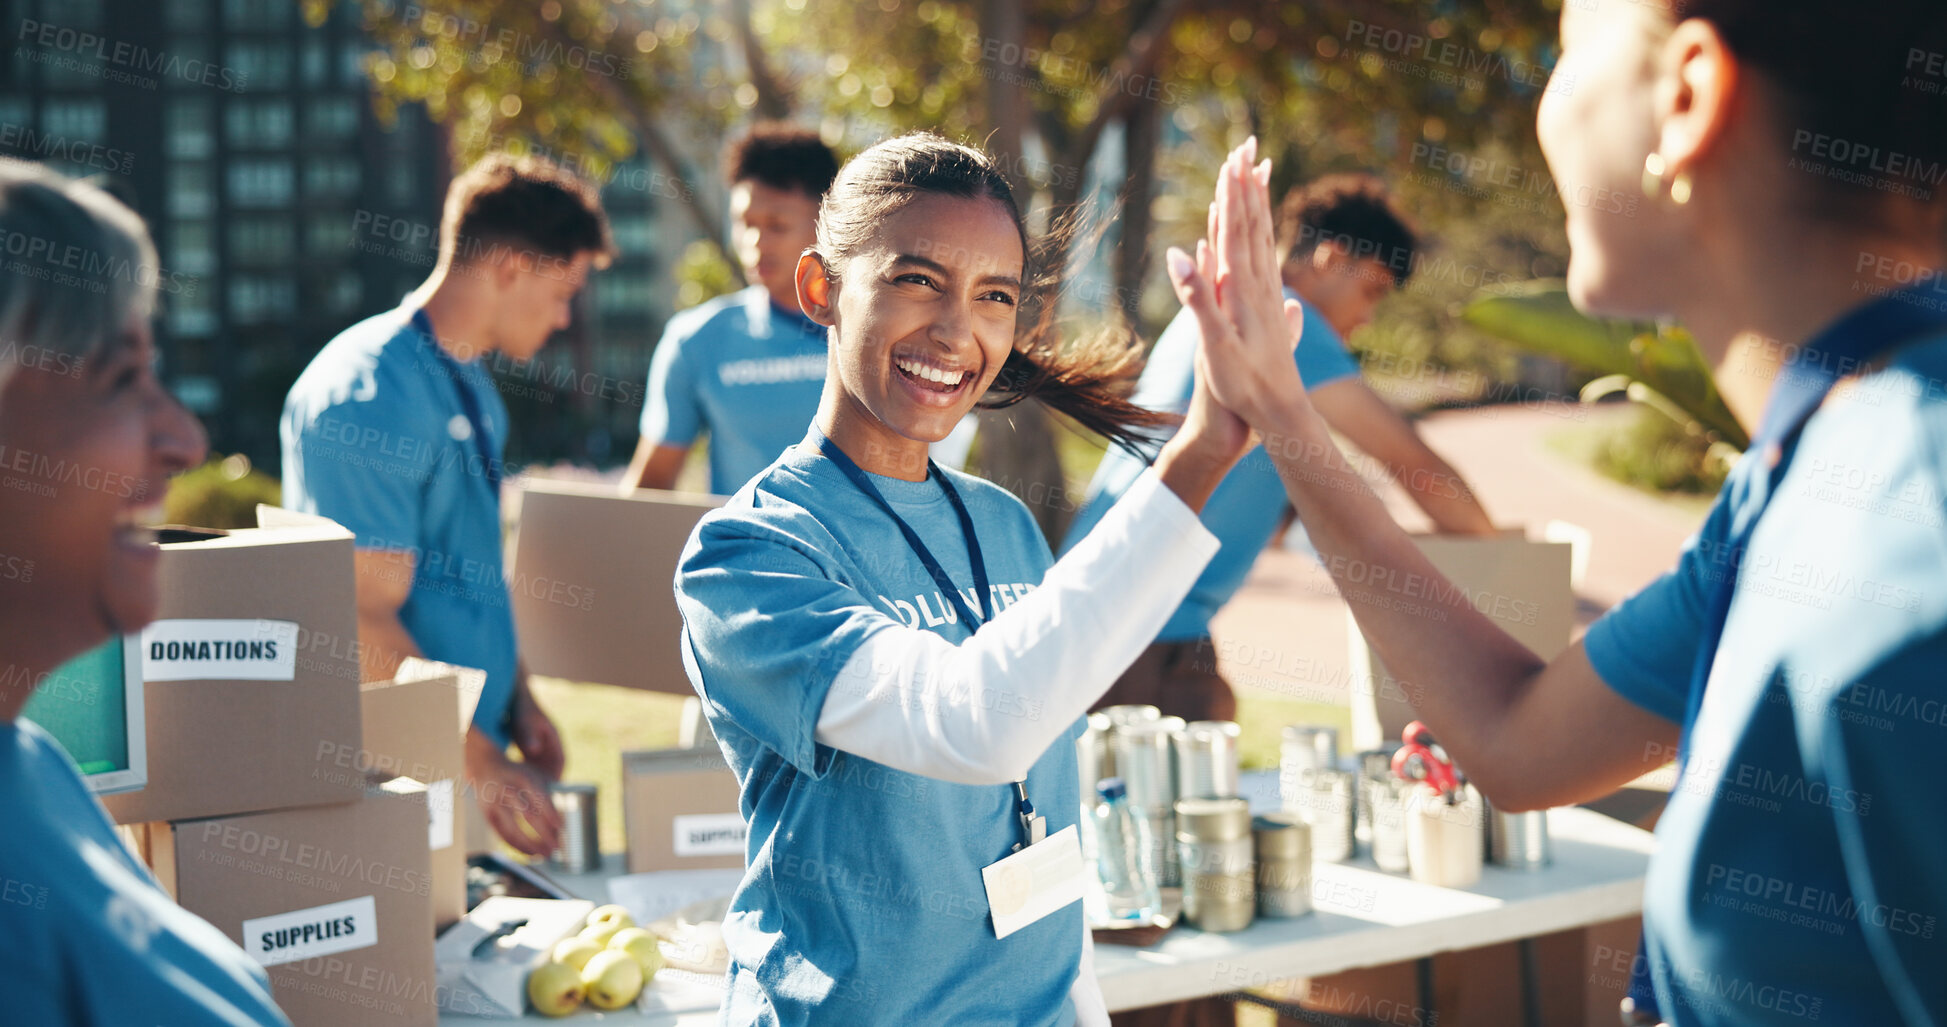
[1486,800,1551,870]
[1286,768,1356,864]
[1174,720,1242,800]
[1101,704,1161,732]
[1113,717,1182,811]
[1175,797,1255,932]
[1353,745,1401,846]
[547,783,600,875]
[1280,725,1339,776]
[1362,773,1413,874]
[1252,813,1312,918]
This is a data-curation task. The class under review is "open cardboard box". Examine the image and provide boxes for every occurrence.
[101,517,364,825]
[507,480,723,695]
[356,669,473,932]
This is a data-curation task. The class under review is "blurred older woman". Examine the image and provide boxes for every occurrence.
[0,160,287,1024]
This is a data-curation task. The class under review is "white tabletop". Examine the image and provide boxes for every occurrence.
[439,773,1653,1023]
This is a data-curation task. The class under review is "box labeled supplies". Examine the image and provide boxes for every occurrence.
[1347,531,1575,751]
[100,519,365,825]
[139,785,437,1026]
[622,747,747,873]
[508,480,723,695]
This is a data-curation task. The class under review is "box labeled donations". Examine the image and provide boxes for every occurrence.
[100,519,365,825]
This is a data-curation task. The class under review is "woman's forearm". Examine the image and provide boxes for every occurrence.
[1254,398,1546,740]
[814,470,1220,785]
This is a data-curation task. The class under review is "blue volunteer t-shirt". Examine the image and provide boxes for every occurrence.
[280,306,518,745]
[1584,331,1947,1025]
[675,430,1084,1027]
[1062,291,1360,640]
[641,285,830,495]
[0,719,290,1026]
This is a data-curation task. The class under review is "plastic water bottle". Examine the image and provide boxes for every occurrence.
[1092,777,1160,921]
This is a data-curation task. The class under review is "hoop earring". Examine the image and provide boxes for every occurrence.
[1642,152,1693,206]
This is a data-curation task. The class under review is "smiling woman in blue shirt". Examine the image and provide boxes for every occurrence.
[1181,2,1947,1025]
[674,133,1267,1025]
[0,161,288,1025]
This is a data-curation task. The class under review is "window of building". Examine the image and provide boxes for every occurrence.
[303,156,359,198]
[228,217,295,264]
[165,0,211,32]
[221,0,291,31]
[307,211,355,256]
[165,100,214,160]
[227,159,294,208]
[325,270,361,314]
[225,41,291,90]
[300,38,329,86]
[167,164,216,218]
[167,220,216,277]
[225,100,293,149]
[228,274,296,324]
[41,99,106,144]
[305,97,359,140]
[165,285,218,339]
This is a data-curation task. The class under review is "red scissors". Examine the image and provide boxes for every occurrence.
[1391,721,1460,800]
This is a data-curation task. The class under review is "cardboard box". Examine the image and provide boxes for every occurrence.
[100,521,366,825]
[1346,531,1575,752]
[355,673,470,932]
[621,747,746,873]
[143,785,437,1027]
[508,480,723,694]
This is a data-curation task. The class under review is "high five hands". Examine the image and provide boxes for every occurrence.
[1166,137,1310,435]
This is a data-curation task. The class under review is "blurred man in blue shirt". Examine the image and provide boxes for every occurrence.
[624,125,841,495]
[1064,175,1494,721]
[283,155,613,856]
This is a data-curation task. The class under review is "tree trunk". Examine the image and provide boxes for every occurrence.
[971,0,1070,545]
[1115,100,1162,329]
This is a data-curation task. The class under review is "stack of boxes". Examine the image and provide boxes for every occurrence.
[106,515,464,1027]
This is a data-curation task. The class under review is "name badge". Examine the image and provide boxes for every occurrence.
[982,825,1085,939]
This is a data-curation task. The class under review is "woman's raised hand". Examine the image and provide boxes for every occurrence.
[1166,137,1308,430]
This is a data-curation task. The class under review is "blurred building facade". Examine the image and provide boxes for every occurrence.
[1,0,678,473]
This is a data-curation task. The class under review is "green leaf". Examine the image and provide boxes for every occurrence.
[1462,280,1749,450]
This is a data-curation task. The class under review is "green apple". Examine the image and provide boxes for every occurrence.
[609,927,665,983]
[580,920,626,948]
[581,949,644,1011]
[586,904,635,933]
[526,960,584,1018]
[550,935,603,972]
